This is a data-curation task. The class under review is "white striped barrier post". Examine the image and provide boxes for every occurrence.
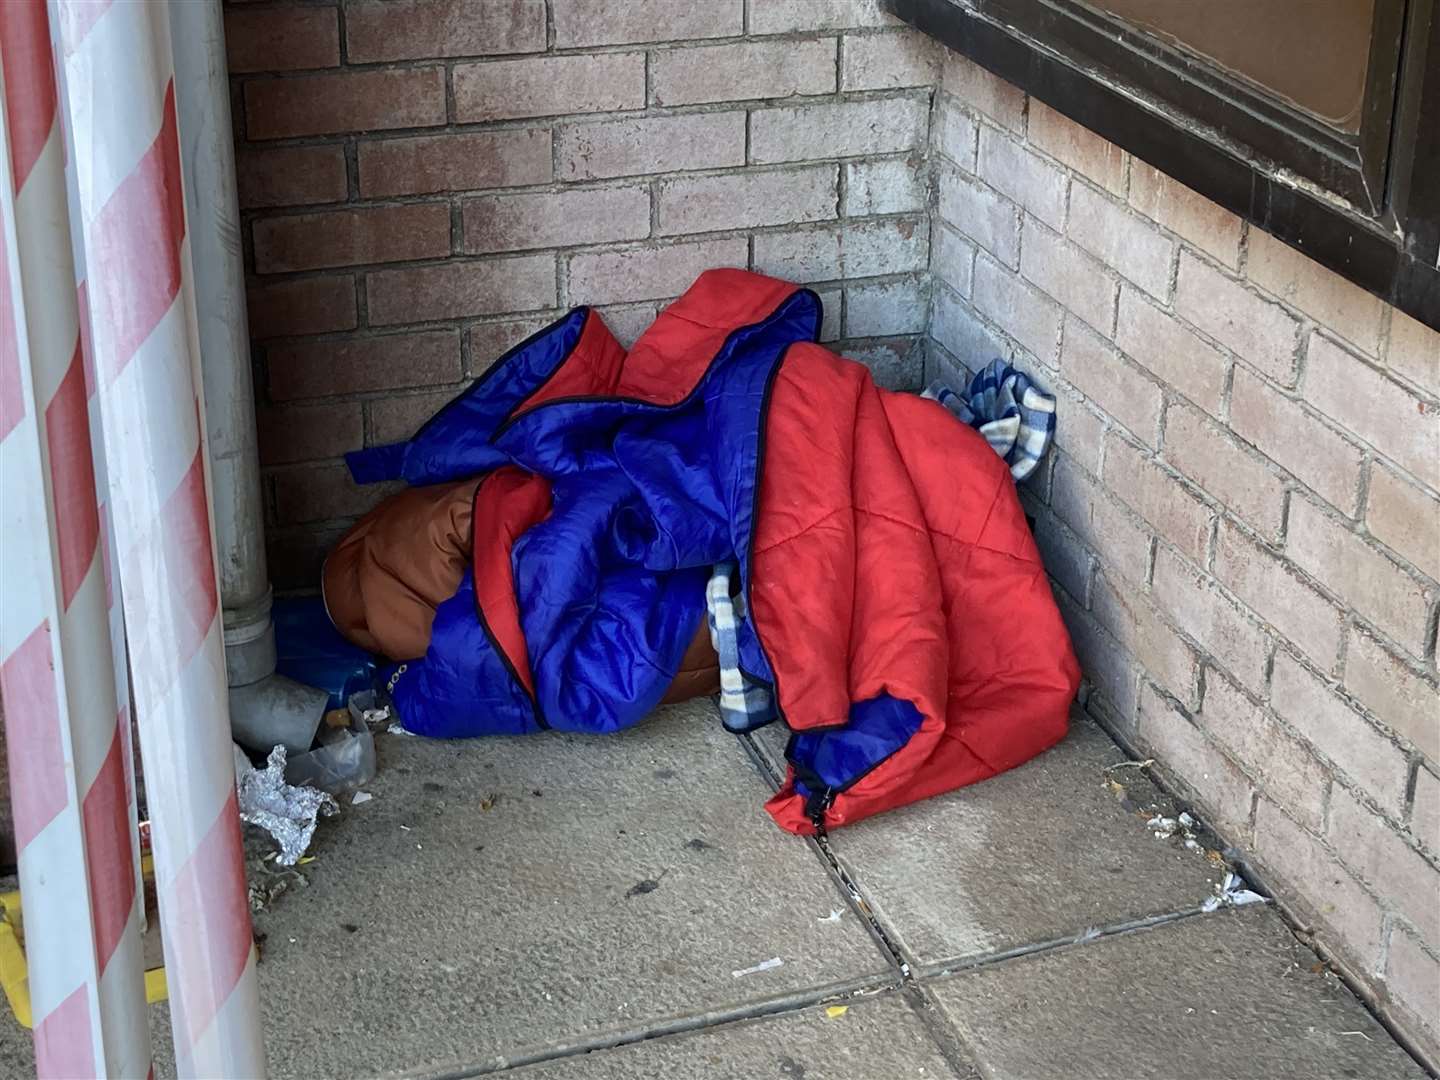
[0,2,151,1075]
[55,0,267,1074]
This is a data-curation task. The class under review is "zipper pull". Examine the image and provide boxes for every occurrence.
[804,786,834,837]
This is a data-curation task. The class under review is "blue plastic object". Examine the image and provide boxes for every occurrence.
[272,596,378,709]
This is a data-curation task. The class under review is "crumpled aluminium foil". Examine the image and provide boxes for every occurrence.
[234,744,338,865]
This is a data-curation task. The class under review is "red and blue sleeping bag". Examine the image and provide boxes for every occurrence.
[330,269,1079,833]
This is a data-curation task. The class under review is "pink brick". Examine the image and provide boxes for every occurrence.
[1062,319,1160,444]
[1029,101,1126,194]
[939,167,1018,267]
[274,463,393,525]
[224,7,338,73]
[1327,785,1439,946]
[1174,251,1300,384]
[1287,495,1431,654]
[268,330,461,400]
[1365,462,1440,582]
[749,0,897,34]
[1252,799,1383,970]
[454,54,644,123]
[257,401,363,466]
[1103,432,1211,563]
[1163,403,1285,539]
[594,303,660,350]
[833,218,929,276]
[1270,651,1410,816]
[1029,506,1093,604]
[751,218,927,282]
[844,278,927,337]
[1091,572,1197,702]
[556,113,744,181]
[267,526,348,593]
[1387,308,1440,398]
[1305,332,1440,492]
[1068,182,1173,301]
[462,187,650,254]
[244,68,445,140]
[345,0,544,62]
[941,53,1026,133]
[1128,163,1243,270]
[1213,520,1343,670]
[1057,590,1137,730]
[844,156,927,217]
[1050,454,1151,585]
[252,203,450,274]
[931,288,1003,373]
[979,128,1067,230]
[566,238,748,306]
[656,165,836,235]
[972,255,1060,362]
[247,276,356,339]
[651,38,835,106]
[1050,384,1105,475]
[1200,670,1327,830]
[1228,366,1363,515]
[935,100,977,169]
[840,30,939,91]
[368,389,466,445]
[468,316,556,375]
[1387,929,1440,1045]
[1021,223,1115,334]
[1247,230,1384,357]
[750,97,929,164]
[1114,287,1227,417]
[1412,767,1440,856]
[358,130,552,197]
[1137,684,1254,842]
[552,0,740,46]
[1343,628,1440,763]
[1151,547,1269,693]
[236,145,347,210]
[844,338,923,390]
[368,255,556,325]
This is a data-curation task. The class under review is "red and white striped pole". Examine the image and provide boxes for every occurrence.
[0,3,151,1076]
[55,0,267,1075]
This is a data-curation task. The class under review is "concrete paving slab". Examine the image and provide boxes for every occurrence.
[929,906,1425,1080]
[506,992,977,1079]
[149,700,888,1078]
[752,714,1225,968]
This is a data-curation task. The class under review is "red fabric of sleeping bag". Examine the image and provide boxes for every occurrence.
[753,343,1078,833]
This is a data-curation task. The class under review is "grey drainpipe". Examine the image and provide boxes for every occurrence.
[172,0,329,751]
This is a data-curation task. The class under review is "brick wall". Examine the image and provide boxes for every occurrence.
[227,0,938,589]
[927,52,1440,1054]
[225,2,1438,1055]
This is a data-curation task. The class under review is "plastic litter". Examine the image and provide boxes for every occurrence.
[387,722,415,737]
[1201,871,1267,912]
[233,745,338,865]
[351,791,373,805]
[818,909,844,923]
[825,1005,849,1018]
[283,694,378,796]
[732,957,784,978]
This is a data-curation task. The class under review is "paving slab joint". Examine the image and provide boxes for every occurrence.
[415,976,904,1080]
[736,731,920,981]
[1082,702,1438,1079]
[901,984,989,1080]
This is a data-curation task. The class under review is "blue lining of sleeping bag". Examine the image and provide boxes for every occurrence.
[345,308,591,487]
[386,289,820,737]
[789,693,925,798]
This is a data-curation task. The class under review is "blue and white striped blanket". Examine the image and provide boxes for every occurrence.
[923,359,1056,482]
